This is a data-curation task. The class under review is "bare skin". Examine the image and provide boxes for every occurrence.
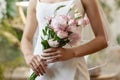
[20,0,108,76]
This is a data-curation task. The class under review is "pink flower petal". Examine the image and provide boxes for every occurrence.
[57,30,68,38]
[48,39,59,47]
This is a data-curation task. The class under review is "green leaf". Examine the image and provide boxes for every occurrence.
[48,30,51,39]
[41,40,46,50]
[48,29,55,39]
[53,34,58,41]
[45,26,48,32]
[51,30,55,38]
[45,24,49,31]
[41,40,50,50]
[42,29,47,36]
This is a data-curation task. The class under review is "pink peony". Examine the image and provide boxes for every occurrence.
[67,14,73,20]
[57,30,68,38]
[60,15,69,21]
[68,33,81,46]
[78,18,86,27]
[68,19,77,26]
[77,16,89,27]
[50,15,68,32]
[67,25,78,33]
[84,15,89,25]
[48,39,59,47]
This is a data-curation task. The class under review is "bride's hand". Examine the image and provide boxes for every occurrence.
[41,48,75,63]
[24,54,47,76]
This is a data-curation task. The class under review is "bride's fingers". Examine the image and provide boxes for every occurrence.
[36,56,46,73]
[44,54,62,62]
[30,55,46,76]
[30,58,39,75]
[41,52,58,57]
[43,48,57,53]
[39,62,47,74]
[29,63,38,75]
[46,57,61,63]
[32,56,44,75]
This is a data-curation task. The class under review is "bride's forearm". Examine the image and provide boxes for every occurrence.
[20,37,47,76]
[73,36,108,57]
[20,38,33,57]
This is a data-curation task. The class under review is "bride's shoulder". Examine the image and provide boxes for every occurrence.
[81,0,98,9]
[28,0,37,11]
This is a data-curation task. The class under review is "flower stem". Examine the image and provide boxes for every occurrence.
[29,73,37,80]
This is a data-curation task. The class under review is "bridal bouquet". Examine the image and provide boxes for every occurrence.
[29,5,89,80]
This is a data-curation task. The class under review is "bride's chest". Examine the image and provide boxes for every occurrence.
[36,0,85,22]
[36,2,72,18]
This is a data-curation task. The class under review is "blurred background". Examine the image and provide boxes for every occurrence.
[0,0,120,80]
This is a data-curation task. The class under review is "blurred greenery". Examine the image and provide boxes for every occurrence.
[116,0,120,8]
[6,0,17,18]
[5,0,25,18]
[5,0,27,18]
[0,0,26,79]
[115,0,120,45]
[99,0,112,22]
[117,34,120,45]
[0,66,4,80]
[87,50,107,68]
[0,18,25,79]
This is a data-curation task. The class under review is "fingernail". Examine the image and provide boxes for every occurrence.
[45,71,47,74]
[45,65,48,67]
[41,73,44,75]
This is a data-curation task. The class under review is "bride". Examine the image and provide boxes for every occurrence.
[20,0,109,80]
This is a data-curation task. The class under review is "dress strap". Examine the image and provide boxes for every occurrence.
[36,0,40,4]
[37,0,41,3]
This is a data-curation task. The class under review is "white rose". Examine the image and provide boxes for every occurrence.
[48,39,59,47]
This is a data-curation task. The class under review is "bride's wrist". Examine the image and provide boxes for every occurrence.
[22,53,33,65]
[71,48,78,58]
[23,53,33,58]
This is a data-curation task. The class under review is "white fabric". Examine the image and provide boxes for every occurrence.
[81,0,111,44]
[97,0,111,45]
[81,0,112,66]
[32,0,90,80]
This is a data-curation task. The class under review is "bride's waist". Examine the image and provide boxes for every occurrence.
[47,57,85,69]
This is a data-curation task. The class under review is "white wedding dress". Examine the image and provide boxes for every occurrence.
[31,0,90,80]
